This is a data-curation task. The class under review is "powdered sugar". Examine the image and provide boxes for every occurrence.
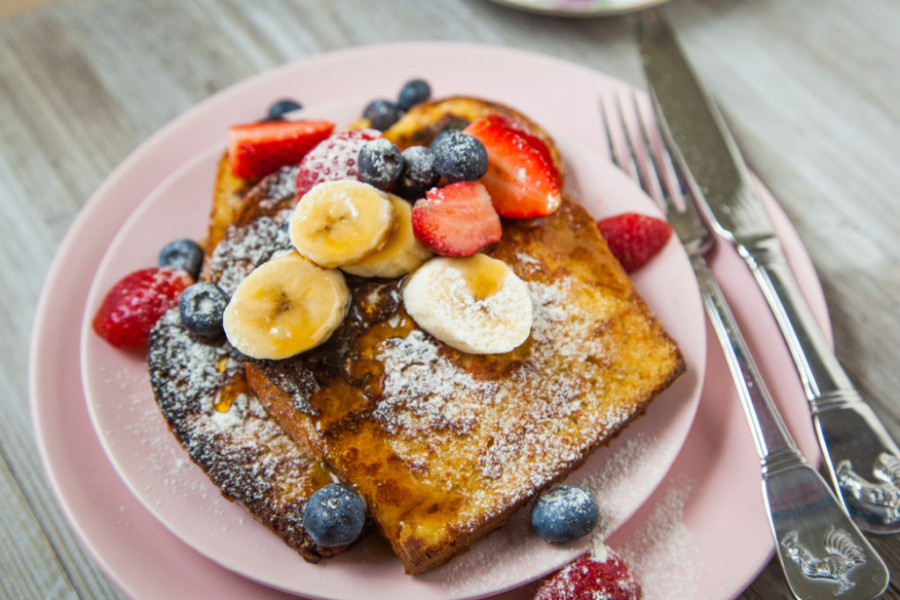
[375,329,498,435]
[206,211,292,295]
[295,129,380,196]
[146,309,337,558]
[620,481,700,599]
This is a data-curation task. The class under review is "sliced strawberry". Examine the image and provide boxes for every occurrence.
[227,120,334,181]
[411,181,502,257]
[295,129,382,198]
[92,267,193,349]
[597,212,672,274]
[477,113,556,173]
[534,550,641,600]
[463,117,562,219]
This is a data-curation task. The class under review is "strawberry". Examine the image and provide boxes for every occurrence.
[295,129,382,198]
[463,116,562,219]
[92,267,193,349]
[534,551,641,600]
[476,113,556,172]
[411,181,502,257]
[227,119,334,181]
[597,212,672,274]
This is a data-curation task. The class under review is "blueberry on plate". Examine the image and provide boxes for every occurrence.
[178,282,228,341]
[397,78,431,111]
[266,98,303,121]
[302,483,367,547]
[531,486,599,543]
[363,99,401,131]
[159,238,203,280]
[432,131,488,183]
[358,139,404,190]
[396,145,440,199]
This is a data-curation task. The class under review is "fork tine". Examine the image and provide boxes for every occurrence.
[630,93,684,210]
[599,96,635,181]
[601,91,670,207]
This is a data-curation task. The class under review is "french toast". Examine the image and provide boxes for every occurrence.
[148,95,685,574]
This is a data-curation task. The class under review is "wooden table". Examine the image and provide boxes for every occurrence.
[3,0,899,598]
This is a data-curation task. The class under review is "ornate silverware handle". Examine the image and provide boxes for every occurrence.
[743,237,900,533]
[692,254,889,600]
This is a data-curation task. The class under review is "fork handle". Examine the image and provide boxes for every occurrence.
[741,237,900,533]
[692,254,797,460]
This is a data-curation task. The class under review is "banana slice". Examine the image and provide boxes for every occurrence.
[402,254,533,354]
[290,180,396,268]
[223,251,350,359]
[341,194,432,278]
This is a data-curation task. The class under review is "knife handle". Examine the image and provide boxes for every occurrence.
[741,236,900,533]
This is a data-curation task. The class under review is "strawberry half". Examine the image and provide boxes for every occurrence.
[411,181,502,257]
[92,267,193,349]
[464,116,562,219]
[295,129,382,198]
[227,120,334,181]
[534,550,641,600]
[597,212,672,274]
[476,113,556,172]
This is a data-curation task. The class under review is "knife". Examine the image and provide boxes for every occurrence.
[638,10,900,535]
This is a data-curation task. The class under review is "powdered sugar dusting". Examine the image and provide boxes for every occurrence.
[146,310,337,558]
[621,481,700,599]
[371,273,640,491]
[206,210,292,295]
[375,329,498,435]
[296,129,380,196]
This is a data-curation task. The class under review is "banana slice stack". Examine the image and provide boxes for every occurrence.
[224,180,432,359]
[224,179,533,361]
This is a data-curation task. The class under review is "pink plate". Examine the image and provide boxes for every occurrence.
[31,42,825,600]
[79,108,704,598]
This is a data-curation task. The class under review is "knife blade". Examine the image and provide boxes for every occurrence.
[638,9,900,535]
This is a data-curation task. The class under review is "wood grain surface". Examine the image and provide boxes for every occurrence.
[2,0,899,598]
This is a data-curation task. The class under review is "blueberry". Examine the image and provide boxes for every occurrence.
[159,239,203,280]
[266,98,303,121]
[396,146,439,199]
[430,118,470,150]
[363,99,401,131]
[302,483,367,547]
[531,486,599,543]
[397,79,431,111]
[432,132,488,183]
[178,282,228,341]
[358,139,403,190]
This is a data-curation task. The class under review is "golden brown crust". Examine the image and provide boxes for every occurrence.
[205,154,253,256]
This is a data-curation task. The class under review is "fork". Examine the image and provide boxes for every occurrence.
[601,92,890,600]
